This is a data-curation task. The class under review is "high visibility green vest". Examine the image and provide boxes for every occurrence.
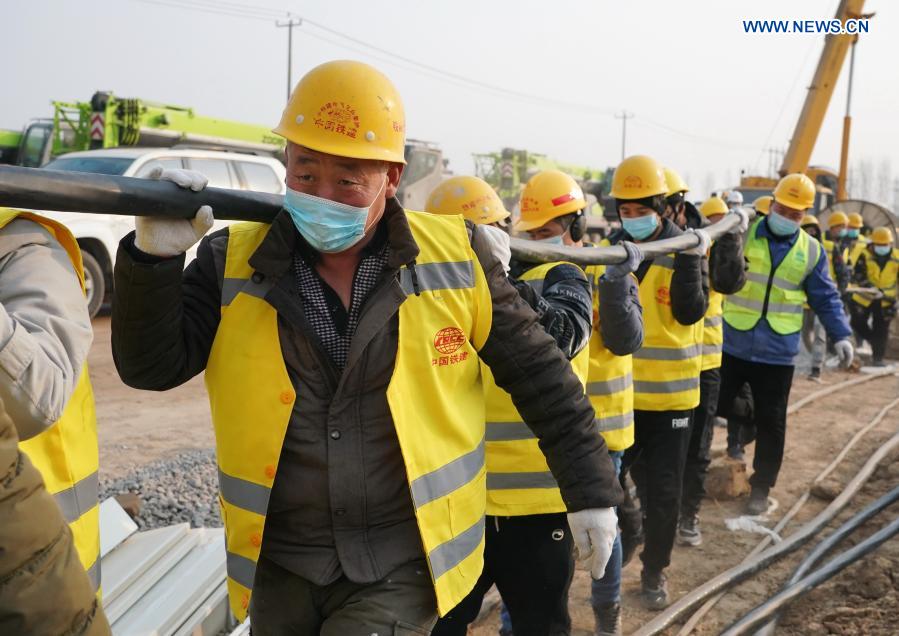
[206,211,494,619]
[483,262,589,517]
[724,218,820,336]
[0,209,102,594]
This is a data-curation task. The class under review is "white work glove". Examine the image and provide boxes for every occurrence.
[567,507,618,580]
[834,338,854,369]
[604,241,643,281]
[480,224,512,274]
[730,207,750,234]
[684,228,712,256]
[135,167,214,257]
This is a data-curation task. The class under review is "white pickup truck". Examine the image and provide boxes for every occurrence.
[39,147,286,317]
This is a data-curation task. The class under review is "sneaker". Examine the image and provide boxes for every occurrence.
[640,569,669,610]
[677,515,702,547]
[727,444,745,461]
[746,487,769,515]
[593,601,622,636]
[872,359,887,367]
[808,367,822,382]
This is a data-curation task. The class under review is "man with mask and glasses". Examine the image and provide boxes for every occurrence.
[109,60,622,635]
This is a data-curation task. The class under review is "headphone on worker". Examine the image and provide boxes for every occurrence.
[567,210,587,242]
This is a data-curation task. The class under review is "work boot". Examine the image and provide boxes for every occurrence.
[593,601,622,636]
[872,359,887,367]
[746,487,769,515]
[808,366,822,382]
[727,443,745,461]
[640,569,669,610]
[677,514,702,547]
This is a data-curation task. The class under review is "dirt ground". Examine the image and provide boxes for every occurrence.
[88,315,899,634]
[90,316,213,480]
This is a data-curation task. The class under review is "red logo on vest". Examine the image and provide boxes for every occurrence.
[434,327,466,354]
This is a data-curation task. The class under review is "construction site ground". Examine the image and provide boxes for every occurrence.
[90,315,899,634]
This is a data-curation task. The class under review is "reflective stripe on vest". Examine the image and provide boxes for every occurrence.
[632,255,703,411]
[583,247,634,451]
[482,261,590,517]
[206,211,493,620]
[724,218,819,336]
[851,248,899,308]
[0,209,102,594]
[702,289,724,371]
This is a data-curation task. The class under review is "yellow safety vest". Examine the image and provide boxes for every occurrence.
[584,247,634,451]
[483,262,589,517]
[205,211,493,620]
[847,239,869,267]
[633,254,703,412]
[0,209,101,593]
[702,289,724,371]
[822,238,848,283]
[851,248,899,308]
[724,219,820,336]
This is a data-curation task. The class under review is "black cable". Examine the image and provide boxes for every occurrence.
[721,500,899,635]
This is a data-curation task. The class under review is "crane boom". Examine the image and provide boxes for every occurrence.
[779,0,866,176]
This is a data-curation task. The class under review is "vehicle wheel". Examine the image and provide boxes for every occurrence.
[81,251,105,319]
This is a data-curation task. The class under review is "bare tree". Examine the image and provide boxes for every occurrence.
[876,158,892,206]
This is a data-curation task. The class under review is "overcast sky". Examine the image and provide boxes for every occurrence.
[2,0,897,199]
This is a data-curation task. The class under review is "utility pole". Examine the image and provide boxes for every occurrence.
[276,15,302,101]
[615,111,634,161]
[837,36,858,201]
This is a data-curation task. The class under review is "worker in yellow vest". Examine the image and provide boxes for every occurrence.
[425,172,608,635]
[605,156,709,610]
[677,195,747,548]
[109,61,622,634]
[719,174,854,516]
[0,209,108,633]
[845,212,869,267]
[850,227,898,366]
[823,212,851,289]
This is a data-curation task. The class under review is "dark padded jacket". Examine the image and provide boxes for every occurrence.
[111,200,622,585]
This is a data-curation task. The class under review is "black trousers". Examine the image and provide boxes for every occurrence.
[850,301,891,362]
[431,513,574,636]
[622,409,692,573]
[682,368,721,518]
[717,352,795,491]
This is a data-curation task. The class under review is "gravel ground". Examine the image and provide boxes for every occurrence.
[100,448,222,529]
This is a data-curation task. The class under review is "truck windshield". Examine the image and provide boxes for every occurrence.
[43,156,134,175]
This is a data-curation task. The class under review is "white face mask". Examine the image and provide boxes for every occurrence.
[480,224,512,274]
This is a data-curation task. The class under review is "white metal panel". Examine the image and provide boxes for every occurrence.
[99,497,138,557]
[171,582,229,636]
[112,529,226,636]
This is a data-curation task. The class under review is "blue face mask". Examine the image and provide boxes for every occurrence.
[837,228,848,238]
[622,213,659,241]
[848,229,860,239]
[284,179,385,253]
[766,211,800,237]
[534,234,564,246]
[874,245,892,256]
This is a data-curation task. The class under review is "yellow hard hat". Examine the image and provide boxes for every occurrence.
[773,173,816,211]
[610,155,668,200]
[425,176,510,226]
[699,196,728,218]
[827,211,848,229]
[848,212,864,229]
[516,170,586,232]
[801,215,820,228]
[755,195,773,215]
[273,60,406,164]
[871,226,893,245]
[663,167,689,197]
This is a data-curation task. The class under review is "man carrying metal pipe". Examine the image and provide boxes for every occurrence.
[605,155,709,610]
[108,60,622,635]
[718,173,854,516]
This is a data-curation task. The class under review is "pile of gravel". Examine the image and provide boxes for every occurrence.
[100,448,222,530]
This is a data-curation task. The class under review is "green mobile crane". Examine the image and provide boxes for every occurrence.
[0,91,286,168]
[473,147,609,219]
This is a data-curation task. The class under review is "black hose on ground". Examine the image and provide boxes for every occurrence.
[752,484,899,635]
[720,510,899,635]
